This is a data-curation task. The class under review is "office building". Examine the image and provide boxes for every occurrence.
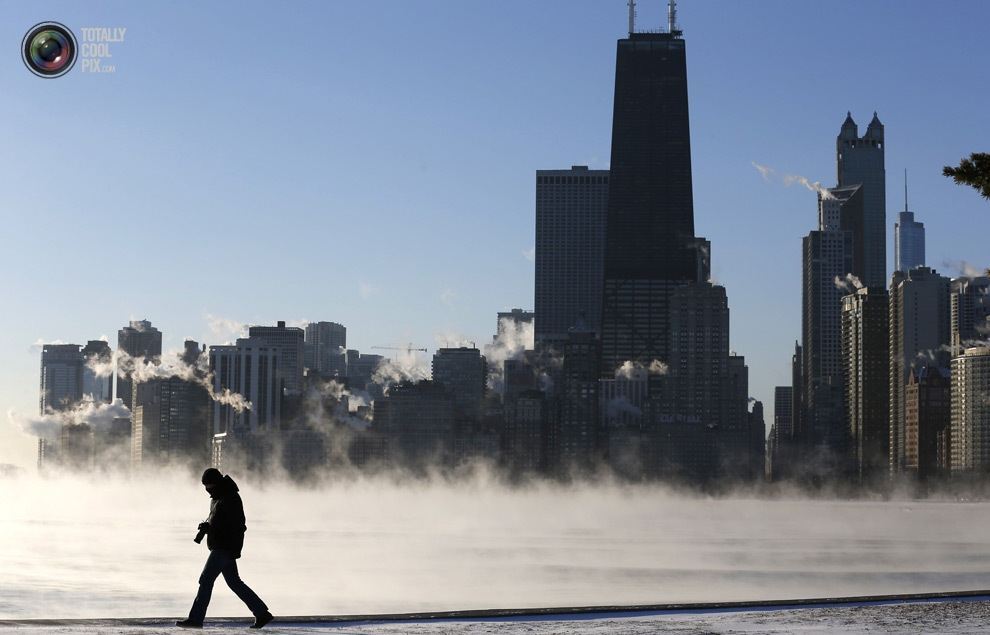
[889,267,950,473]
[667,283,729,433]
[836,112,886,288]
[950,275,990,357]
[801,207,854,453]
[210,337,283,435]
[503,389,547,475]
[40,344,83,413]
[904,364,950,480]
[599,18,710,374]
[116,320,163,409]
[432,347,487,420]
[346,351,385,392]
[774,387,794,439]
[549,325,600,476]
[841,287,889,482]
[304,321,347,376]
[248,321,304,395]
[894,176,925,274]
[81,340,112,404]
[132,373,211,468]
[535,166,608,348]
[372,380,455,468]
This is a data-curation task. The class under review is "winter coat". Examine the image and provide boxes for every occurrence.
[205,474,247,559]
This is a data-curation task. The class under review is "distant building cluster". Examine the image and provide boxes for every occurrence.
[767,113,990,489]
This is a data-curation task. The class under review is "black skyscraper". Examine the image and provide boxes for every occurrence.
[600,26,706,374]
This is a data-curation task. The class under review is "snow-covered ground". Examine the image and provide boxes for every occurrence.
[3,599,990,634]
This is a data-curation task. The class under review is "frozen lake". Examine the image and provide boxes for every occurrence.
[2,472,990,621]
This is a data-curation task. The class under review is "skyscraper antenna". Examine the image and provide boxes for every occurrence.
[668,0,678,34]
[628,0,636,36]
[904,168,907,212]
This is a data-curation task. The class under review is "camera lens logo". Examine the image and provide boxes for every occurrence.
[22,22,77,78]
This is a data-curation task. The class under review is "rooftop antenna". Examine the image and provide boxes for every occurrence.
[628,0,636,35]
[667,0,678,34]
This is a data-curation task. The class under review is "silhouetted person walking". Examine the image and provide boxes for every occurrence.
[177,468,273,629]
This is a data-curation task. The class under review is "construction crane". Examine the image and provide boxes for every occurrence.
[372,344,428,354]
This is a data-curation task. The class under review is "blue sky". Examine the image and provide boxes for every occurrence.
[1,1,988,468]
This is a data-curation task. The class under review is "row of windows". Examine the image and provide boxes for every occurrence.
[537,176,609,185]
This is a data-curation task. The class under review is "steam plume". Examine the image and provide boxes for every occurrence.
[752,161,835,200]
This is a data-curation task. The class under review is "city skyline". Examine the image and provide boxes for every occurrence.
[3,1,989,469]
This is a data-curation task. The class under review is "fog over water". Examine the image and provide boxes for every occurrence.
[2,471,990,620]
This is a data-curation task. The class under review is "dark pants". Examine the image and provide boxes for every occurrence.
[187,549,268,623]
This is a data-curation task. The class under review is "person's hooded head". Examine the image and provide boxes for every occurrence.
[201,468,224,498]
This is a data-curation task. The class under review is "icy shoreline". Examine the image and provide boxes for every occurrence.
[4,594,990,634]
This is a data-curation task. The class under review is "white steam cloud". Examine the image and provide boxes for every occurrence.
[484,317,535,393]
[942,259,990,280]
[206,314,248,345]
[8,398,132,439]
[372,350,430,392]
[90,349,251,413]
[833,273,865,293]
[614,360,669,380]
[752,162,836,200]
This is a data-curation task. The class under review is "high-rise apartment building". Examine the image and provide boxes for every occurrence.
[837,112,886,289]
[723,354,756,480]
[818,184,864,281]
[950,276,990,357]
[667,283,729,436]
[304,321,346,376]
[372,380,455,468]
[774,387,794,439]
[132,343,211,469]
[550,326,600,475]
[248,321,304,395]
[534,166,608,347]
[889,267,950,474]
[950,347,990,473]
[40,344,83,413]
[503,389,547,474]
[210,338,283,434]
[432,347,487,420]
[801,212,853,451]
[904,364,950,480]
[841,287,889,481]
[116,320,162,409]
[768,386,795,481]
[81,340,112,404]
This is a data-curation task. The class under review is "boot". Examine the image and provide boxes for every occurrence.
[250,611,274,629]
